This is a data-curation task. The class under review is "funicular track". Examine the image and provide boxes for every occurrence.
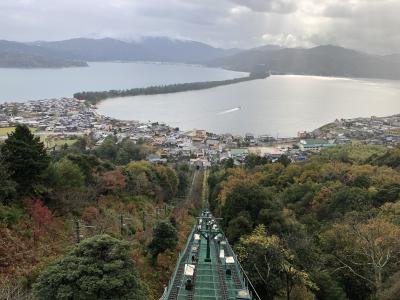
[162,210,259,300]
[167,232,194,300]
[161,167,260,300]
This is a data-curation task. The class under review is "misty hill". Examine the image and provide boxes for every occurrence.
[383,53,400,63]
[208,45,400,80]
[34,37,241,64]
[3,37,400,80]
[1,37,241,68]
[0,40,87,68]
[138,36,241,63]
[34,38,159,62]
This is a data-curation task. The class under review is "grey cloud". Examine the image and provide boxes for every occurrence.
[323,3,355,18]
[229,0,297,13]
[0,0,399,54]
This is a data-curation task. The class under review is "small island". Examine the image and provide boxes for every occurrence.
[74,71,270,105]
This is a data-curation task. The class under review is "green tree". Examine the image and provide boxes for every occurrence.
[50,158,85,189]
[148,221,178,258]
[176,164,191,197]
[1,125,49,195]
[223,157,234,168]
[311,271,347,300]
[0,155,16,204]
[244,154,270,169]
[66,153,112,185]
[226,212,253,243]
[236,225,315,300]
[277,154,291,167]
[156,165,179,201]
[321,187,371,219]
[373,183,400,206]
[124,161,158,198]
[33,235,145,300]
[96,136,118,162]
[124,161,178,201]
[221,181,272,227]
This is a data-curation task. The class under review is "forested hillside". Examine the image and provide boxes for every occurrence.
[2,126,400,300]
[208,146,400,300]
[0,40,88,68]
[0,125,199,299]
[208,45,400,80]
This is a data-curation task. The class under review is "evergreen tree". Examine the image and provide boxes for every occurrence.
[148,221,178,258]
[0,154,17,204]
[1,125,49,195]
[277,154,291,167]
[33,235,145,300]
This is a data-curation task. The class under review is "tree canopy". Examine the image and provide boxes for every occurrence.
[33,234,145,300]
[208,145,400,299]
[148,221,178,258]
[1,125,49,195]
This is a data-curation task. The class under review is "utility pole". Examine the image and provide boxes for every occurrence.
[155,207,164,221]
[120,214,124,236]
[119,214,133,236]
[74,219,95,243]
[75,219,81,244]
[142,211,146,232]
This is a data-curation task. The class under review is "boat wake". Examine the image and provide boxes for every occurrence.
[217,107,241,115]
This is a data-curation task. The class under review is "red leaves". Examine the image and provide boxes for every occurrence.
[82,206,100,225]
[24,198,53,240]
[97,170,126,194]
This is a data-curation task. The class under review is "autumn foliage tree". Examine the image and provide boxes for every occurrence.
[322,215,400,298]
[208,145,400,299]
[236,225,315,300]
[97,170,126,194]
[24,198,53,243]
[82,206,100,225]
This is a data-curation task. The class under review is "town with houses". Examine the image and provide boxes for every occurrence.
[1,97,400,166]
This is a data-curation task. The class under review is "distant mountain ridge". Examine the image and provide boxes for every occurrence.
[0,37,242,68]
[208,44,400,80]
[1,37,400,80]
[33,38,159,62]
[0,40,87,68]
[137,37,241,63]
[383,53,400,63]
[32,37,241,64]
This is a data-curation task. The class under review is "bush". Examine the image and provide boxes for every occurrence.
[0,203,22,226]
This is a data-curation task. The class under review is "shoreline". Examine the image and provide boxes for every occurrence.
[2,97,400,150]
[74,71,270,105]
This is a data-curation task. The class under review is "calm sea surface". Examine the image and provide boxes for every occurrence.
[1,62,399,137]
[97,75,400,137]
[0,62,244,102]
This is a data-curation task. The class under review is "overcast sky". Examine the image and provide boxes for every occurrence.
[0,0,399,54]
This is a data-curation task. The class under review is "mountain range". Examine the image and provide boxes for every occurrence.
[1,37,400,80]
[0,40,88,68]
[208,45,400,80]
[0,37,240,68]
